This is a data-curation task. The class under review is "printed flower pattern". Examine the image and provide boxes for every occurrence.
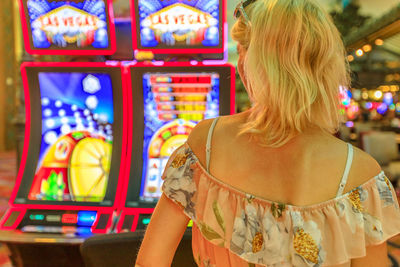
[376,174,395,207]
[197,201,226,248]
[294,229,319,264]
[162,146,400,267]
[291,211,326,266]
[336,183,385,241]
[246,193,256,204]
[230,204,265,263]
[162,147,197,219]
[171,153,189,168]
[363,213,384,241]
[348,190,364,212]
[271,203,286,218]
[336,198,363,234]
[261,210,291,263]
[252,232,264,253]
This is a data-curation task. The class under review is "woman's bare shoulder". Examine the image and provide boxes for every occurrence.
[187,113,248,165]
[187,119,213,150]
[345,144,382,191]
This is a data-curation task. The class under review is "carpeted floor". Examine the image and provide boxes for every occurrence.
[0,151,17,267]
[0,152,400,266]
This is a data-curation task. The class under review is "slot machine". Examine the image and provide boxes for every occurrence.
[116,62,235,232]
[0,62,127,236]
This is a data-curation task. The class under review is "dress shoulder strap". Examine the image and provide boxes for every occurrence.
[336,143,354,197]
[206,117,220,172]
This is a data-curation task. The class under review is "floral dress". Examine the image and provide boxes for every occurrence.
[162,143,400,267]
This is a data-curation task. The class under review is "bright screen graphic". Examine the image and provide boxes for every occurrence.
[28,72,114,202]
[137,0,220,48]
[26,0,110,49]
[141,72,220,201]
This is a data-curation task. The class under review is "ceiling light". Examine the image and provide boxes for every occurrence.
[375,39,384,46]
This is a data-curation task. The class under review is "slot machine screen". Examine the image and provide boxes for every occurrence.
[132,0,224,54]
[126,64,234,207]
[141,72,220,200]
[15,64,124,207]
[19,0,116,54]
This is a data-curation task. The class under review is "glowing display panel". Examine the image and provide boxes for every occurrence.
[23,0,112,51]
[29,72,114,202]
[136,0,220,49]
[141,73,219,201]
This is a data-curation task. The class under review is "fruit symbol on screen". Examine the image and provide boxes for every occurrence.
[69,137,112,202]
[29,131,112,202]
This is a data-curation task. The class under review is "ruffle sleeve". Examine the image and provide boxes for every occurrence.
[192,171,400,267]
[162,144,400,266]
[161,144,199,220]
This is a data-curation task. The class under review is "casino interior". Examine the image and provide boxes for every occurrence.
[0,0,400,266]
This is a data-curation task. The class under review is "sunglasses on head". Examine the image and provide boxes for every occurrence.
[234,0,257,23]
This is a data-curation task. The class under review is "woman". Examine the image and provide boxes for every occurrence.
[136,0,400,266]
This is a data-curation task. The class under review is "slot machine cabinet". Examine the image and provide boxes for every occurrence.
[0,62,127,236]
[115,62,235,233]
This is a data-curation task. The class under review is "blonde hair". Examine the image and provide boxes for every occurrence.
[231,0,350,147]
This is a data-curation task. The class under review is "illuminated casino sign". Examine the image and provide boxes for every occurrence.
[31,6,106,48]
[137,1,220,48]
[20,0,115,54]
[142,4,217,30]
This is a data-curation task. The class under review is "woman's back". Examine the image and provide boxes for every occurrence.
[188,112,381,208]
[182,114,394,266]
[136,114,398,267]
